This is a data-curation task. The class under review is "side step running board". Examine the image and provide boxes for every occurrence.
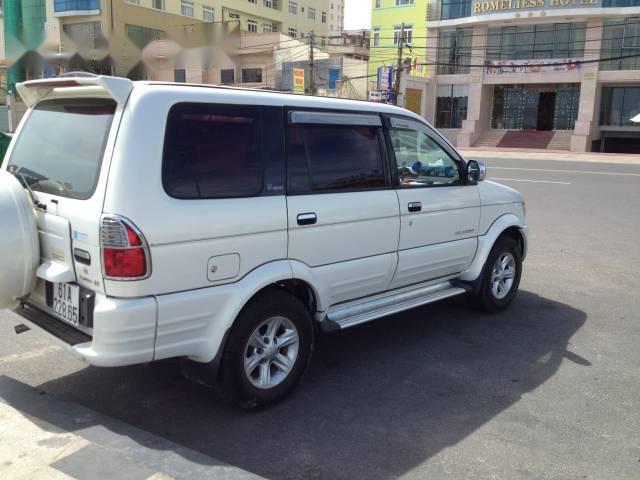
[322,281,468,331]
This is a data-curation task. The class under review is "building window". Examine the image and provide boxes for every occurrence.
[264,0,273,7]
[393,25,413,45]
[249,0,257,3]
[395,0,415,5]
[436,85,468,129]
[54,0,100,12]
[440,0,471,20]
[289,0,297,14]
[288,28,297,38]
[63,22,107,50]
[152,0,164,11]
[181,0,194,17]
[487,23,586,62]
[286,124,386,193]
[321,11,327,23]
[602,0,640,4]
[601,17,640,71]
[203,6,214,22]
[248,19,258,32]
[373,27,380,47]
[375,0,380,7]
[263,23,273,33]
[600,87,640,126]
[437,28,472,75]
[242,68,263,83]
[308,7,316,19]
[126,24,168,50]
[221,69,235,84]
[174,69,186,83]
[163,104,264,199]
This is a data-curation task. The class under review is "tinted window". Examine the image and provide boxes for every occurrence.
[7,98,115,200]
[287,123,386,193]
[389,123,460,187]
[163,103,264,199]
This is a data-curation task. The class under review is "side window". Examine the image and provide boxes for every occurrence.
[163,103,267,199]
[388,121,461,187]
[287,121,387,193]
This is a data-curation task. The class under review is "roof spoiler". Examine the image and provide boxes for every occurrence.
[16,76,134,108]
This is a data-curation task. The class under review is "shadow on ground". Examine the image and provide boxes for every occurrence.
[15,290,586,479]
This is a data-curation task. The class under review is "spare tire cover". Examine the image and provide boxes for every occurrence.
[0,170,40,309]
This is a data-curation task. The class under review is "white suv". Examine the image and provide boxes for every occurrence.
[0,76,527,408]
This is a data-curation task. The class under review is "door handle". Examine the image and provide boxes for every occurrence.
[408,202,422,212]
[297,212,317,226]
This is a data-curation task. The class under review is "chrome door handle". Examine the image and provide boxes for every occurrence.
[297,212,317,226]
[408,202,422,212]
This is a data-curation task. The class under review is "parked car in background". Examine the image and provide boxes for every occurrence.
[0,76,527,408]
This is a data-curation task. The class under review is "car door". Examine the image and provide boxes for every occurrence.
[385,116,480,289]
[285,110,400,306]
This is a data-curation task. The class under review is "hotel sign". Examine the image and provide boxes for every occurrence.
[472,0,601,15]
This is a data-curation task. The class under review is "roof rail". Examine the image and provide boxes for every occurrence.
[16,75,134,107]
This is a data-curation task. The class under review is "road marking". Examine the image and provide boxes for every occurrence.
[492,166,640,177]
[491,177,571,185]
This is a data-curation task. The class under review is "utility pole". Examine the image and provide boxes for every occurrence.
[392,22,405,106]
[309,31,315,95]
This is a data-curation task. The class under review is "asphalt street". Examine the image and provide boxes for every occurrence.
[1,156,639,479]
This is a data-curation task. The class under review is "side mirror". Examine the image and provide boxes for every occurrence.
[466,160,486,183]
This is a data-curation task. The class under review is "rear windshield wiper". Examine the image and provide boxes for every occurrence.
[13,168,47,211]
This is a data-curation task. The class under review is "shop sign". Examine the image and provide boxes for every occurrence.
[471,0,601,15]
[485,58,581,75]
[293,67,305,95]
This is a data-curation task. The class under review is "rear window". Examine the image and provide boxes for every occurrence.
[287,124,387,193]
[7,98,116,200]
[162,103,264,199]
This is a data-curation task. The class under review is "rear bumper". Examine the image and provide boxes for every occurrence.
[8,294,157,367]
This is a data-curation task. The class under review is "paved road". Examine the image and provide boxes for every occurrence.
[2,156,640,479]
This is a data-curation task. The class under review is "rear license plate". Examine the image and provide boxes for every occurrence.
[48,283,80,326]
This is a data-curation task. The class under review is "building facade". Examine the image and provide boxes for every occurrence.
[424,0,640,152]
[2,0,345,90]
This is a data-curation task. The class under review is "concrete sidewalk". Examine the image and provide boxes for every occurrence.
[0,375,263,480]
[458,147,640,165]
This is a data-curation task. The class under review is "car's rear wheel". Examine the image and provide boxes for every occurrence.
[471,236,522,313]
[219,288,314,409]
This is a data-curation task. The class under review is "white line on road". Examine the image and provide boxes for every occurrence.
[490,177,571,185]
[491,166,640,177]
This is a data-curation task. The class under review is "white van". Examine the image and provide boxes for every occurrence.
[0,76,527,408]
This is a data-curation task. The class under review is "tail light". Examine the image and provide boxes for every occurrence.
[100,215,151,280]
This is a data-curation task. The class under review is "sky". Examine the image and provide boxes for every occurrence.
[344,0,372,30]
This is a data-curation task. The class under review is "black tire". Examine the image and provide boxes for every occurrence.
[471,236,522,313]
[219,288,314,409]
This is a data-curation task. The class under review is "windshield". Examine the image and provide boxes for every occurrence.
[7,98,116,200]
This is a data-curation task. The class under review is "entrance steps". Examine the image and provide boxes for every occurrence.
[472,130,572,150]
[474,130,507,147]
[497,130,554,149]
[548,131,572,150]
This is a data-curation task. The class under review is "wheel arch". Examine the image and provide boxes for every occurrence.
[459,213,527,283]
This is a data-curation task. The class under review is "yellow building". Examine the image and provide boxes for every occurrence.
[368,0,429,95]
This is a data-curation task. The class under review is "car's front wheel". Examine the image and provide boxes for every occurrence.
[471,236,522,313]
[220,288,314,409]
